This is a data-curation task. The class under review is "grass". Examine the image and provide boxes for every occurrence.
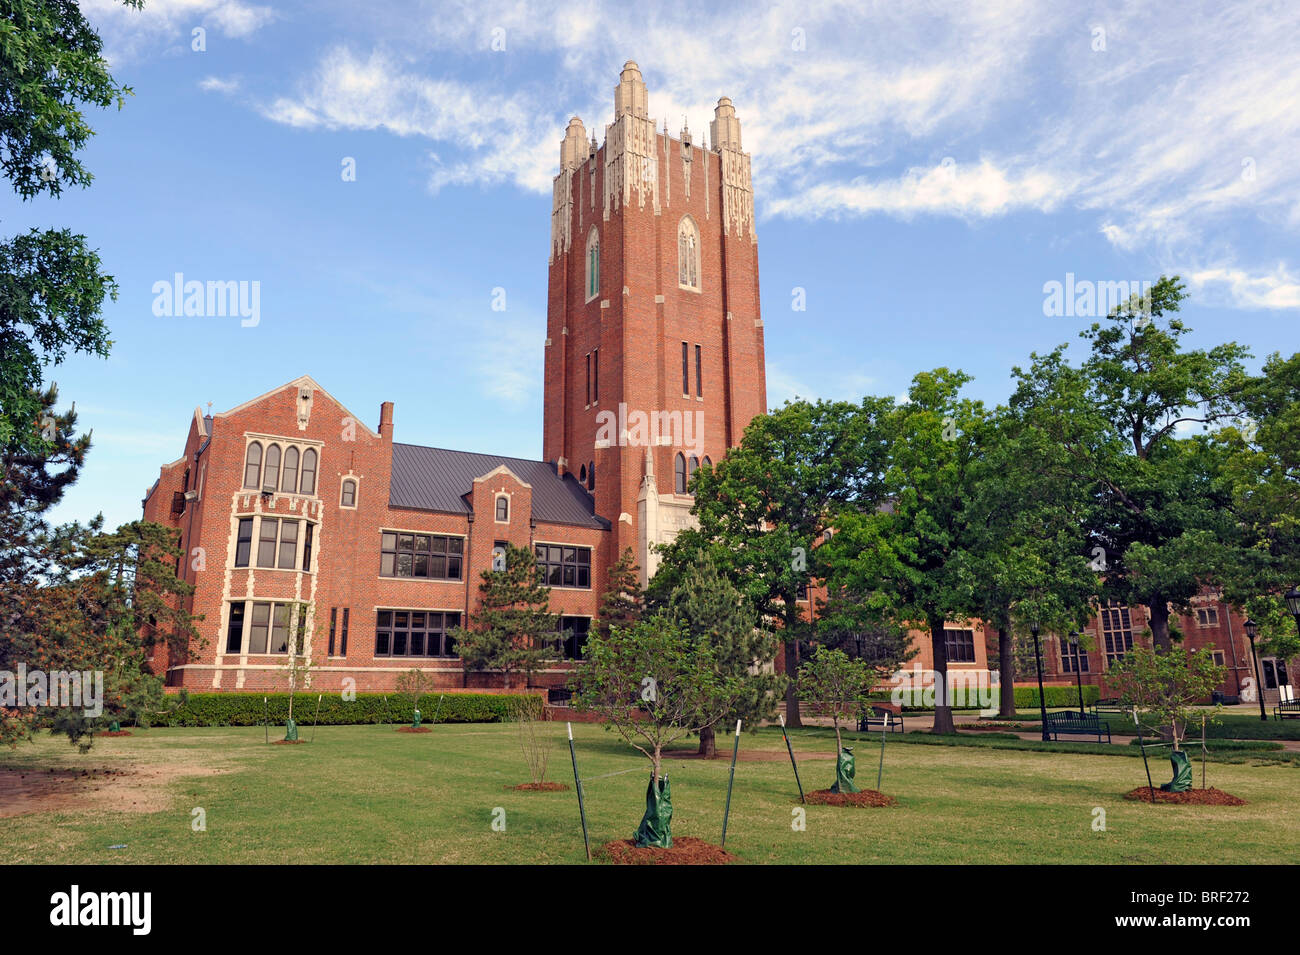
[993,709,1300,741]
[3,722,1297,864]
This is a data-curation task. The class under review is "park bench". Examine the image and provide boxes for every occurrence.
[1091,698,1127,719]
[1273,700,1300,720]
[858,705,905,733]
[1045,710,1111,743]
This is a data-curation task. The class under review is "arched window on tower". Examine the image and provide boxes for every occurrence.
[688,455,699,484]
[678,216,699,290]
[586,227,600,302]
[587,461,595,490]
[674,453,687,494]
[300,448,318,495]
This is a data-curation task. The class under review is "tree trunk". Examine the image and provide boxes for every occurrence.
[652,747,661,786]
[998,625,1017,718]
[833,719,842,753]
[931,616,956,734]
[784,640,802,727]
[1147,599,1172,651]
[697,723,717,758]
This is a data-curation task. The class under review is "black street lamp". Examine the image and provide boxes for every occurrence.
[1069,631,1086,715]
[1286,588,1300,633]
[1031,621,1050,741]
[1244,618,1267,722]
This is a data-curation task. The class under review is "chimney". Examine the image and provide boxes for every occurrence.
[379,401,394,439]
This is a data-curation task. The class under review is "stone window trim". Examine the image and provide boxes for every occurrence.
[677,215,701,292]
[242,433,323,498]
[585,226,600,303]
[495,493,511,523]
[339,475,359,509]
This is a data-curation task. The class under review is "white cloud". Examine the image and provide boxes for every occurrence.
[198,75,241,94]
[80,0,275,59]
[1186,265,1300,311]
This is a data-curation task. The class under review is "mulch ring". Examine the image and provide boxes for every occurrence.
[1124,787,1246,805]
[97,731,133,737]
[805,788,897,807]
[395,727,432,733]
[507,782,569,792]
[600,837,735,865]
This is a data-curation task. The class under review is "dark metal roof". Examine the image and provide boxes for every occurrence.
[389,443,610,530]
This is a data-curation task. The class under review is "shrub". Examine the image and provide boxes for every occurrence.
[151,692,543,727]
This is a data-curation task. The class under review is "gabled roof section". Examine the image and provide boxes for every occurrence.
[390,444,609,530]
[216,375,380,439]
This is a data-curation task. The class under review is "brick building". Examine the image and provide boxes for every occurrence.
[143,62,1291,706]
[144,62,766,693]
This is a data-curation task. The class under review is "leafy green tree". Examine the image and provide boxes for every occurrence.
[597,547,644,637]
[1,0,139,452]
[569,617,735,785]
[649,397,892,726]
[665,555,784,757]
[1107,646,1225,750]
[818,368,992,734]
[1010,277,1251,650]
[453,544,557,689]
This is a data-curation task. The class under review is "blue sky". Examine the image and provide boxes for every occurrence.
[9,0,1299,530]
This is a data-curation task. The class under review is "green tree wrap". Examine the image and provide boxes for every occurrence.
[831,747,858,793]
[633,775,673,848]
[1160,750,1193,793]
[283,718,298,742]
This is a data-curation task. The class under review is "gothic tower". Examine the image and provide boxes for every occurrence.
[543,61,767,585]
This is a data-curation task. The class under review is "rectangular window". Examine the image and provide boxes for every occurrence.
[558,616,590,660]
[340,608,349,656]
[682,342,689,394]
[1196,607,1219,627]
[235,518,253,567]
[257,518,278,568]
[380,532,463,580]
[374,610,462,658]
[302,523,313,572]
[593,348,598,402]
[226,602,245,654]
[695,344,702,397]
[1211,650,1226,667]
[328,608,337,656]
[535,545,591,589]
[1100,603,1134,664]
[1061,642,1090,673]
[277,520,299,569]
[248,602,271,654]
[269,604,290,654]
[585,353,591,405]
[943,628,976,664]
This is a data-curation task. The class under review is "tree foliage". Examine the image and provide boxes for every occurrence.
[453,544,557,689]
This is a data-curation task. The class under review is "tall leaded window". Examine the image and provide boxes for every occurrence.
[262,444,281,492]
[243,442,262,488]
[586,228,600,301]
[300,448,317,495]
[281,447,299,493]
[943,628,976,663]
[678,216,699,289]
[674,453,687,494]
[1100,602,1134,664]
[1061,640,1090,673]
[495,496,509,522]
[234,518,253,567]
[681,342,690,394]
[340,478,356,507]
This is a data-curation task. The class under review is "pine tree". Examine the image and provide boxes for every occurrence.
[667,556,784,757]
[453,544,558,689]
[598,547,644,636]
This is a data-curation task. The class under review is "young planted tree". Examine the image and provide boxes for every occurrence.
[665,555,784,757]
[1108,646,1225,791]
[453,544,558,689]
[281,603,315,741]
[395,667,433,726]
[649,397,893,726]
[569,617,736,847]
[797,646,876,792]
[507,696,554,788]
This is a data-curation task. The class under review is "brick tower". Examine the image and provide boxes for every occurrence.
[543,61,767,585]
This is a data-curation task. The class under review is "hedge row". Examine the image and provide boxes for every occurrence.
[882,684,1101,711]
[151,692,543,727]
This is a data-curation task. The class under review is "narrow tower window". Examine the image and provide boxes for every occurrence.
[695,344,702,397]
[585,228,600,301]
[674,453,687,494]
[681,342,689,395]
[243,442,263,489]
[678,217,700,289]
[495,495,509,522]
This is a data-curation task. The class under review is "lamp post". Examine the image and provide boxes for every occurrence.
[1031,621,1050,741]
[1286,587,1300,636]
[1069,631,1086,715]
[1244,618,1267,722]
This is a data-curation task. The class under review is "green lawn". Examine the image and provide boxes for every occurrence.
[2,722,1296,864]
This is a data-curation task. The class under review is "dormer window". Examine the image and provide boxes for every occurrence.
[495,495,509,522]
